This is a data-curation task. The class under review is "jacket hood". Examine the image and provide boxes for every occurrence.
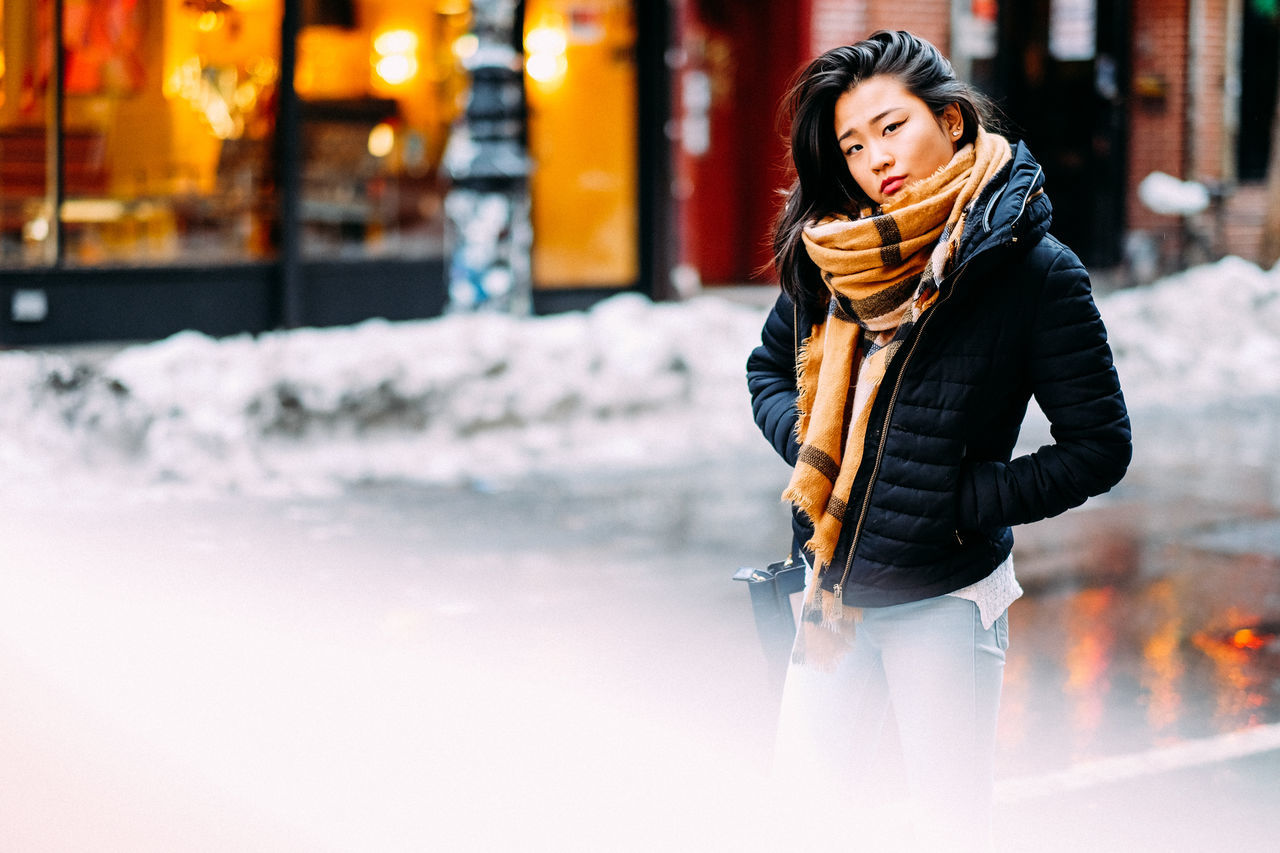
[952,141,1053,274]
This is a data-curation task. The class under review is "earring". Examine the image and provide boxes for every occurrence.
[953,130,961,137]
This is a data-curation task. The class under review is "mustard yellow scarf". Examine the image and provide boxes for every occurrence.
[785,129,1012,669]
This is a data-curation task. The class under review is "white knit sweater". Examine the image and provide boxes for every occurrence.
[947,553,1021,629]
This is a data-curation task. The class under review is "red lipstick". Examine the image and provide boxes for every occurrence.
[880,176,907,196]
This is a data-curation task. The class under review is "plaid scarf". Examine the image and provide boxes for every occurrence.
[785,129,1012,669]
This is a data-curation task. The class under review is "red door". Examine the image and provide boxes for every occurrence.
[676,0,809,285]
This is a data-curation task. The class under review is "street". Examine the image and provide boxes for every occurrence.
[1,401,1279,851]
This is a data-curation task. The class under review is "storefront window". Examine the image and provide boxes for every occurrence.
[294,0,468,259]
[1,0,284,268]
[1,0,463,271]
[524,0,638,289]
[0,0,56,267]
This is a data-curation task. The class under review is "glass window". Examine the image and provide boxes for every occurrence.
[1,0,281,268]
[524,0,638,288]
[295,0,468,259]
[0,0,56,267]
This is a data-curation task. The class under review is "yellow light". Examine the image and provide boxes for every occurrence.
[524,26,567,56]
[375,55,418,86]
[24,217,50,242]
[372,28,420,86]
[367,122,395,158]
[525,53,567,83]
[452,34,479,60]
[524,23,568,85]
[1231,628,1268,650]
[374,29,419,57]
[196,11,222,32]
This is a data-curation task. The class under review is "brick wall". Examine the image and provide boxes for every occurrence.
[1128,0,1261,266]
[865,0,951,52]
[1191,0,1229,182]
[1219,182,1269,260]
[809,0,867,57]
[806,0,950,59]
[1128,0,1190,246]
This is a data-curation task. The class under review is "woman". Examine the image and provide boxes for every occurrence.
[746,30,1131,849]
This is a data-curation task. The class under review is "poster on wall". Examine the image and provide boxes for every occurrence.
[955,0,998,61]
[1049,0,1096,62]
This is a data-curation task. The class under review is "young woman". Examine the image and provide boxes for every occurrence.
[746,30,1131,849]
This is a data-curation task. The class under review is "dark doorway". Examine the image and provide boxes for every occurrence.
[988,0,1127,267]
[1238,2,1280,181]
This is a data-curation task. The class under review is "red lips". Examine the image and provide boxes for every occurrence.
[880,176,907,196]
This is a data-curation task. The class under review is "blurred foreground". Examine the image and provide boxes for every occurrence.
[2,259,1280,849]
[2,397,1279,851]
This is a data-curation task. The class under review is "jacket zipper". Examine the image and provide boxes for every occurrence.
[827,165,1038,603]
[831,258,975,604]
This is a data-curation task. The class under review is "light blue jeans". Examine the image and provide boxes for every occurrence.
[772,588,1009,852]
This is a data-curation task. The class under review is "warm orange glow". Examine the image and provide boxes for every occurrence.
[375,54,418,85]
[1231,628,1270,650]
[525,0,638,287]
[525,26,567,56]
[1193,612,1271,729]
[196,11,223,32]
[367,122,395,158]
[526,53,567,83]
[373,29,420,57]
[524,24,568,85]
[1063,586,1116,756]
[1139,580,1184,735]
[372,29,420,86]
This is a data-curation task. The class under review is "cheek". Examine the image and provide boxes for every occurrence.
[922,130,957,170]
[846,161,876,195]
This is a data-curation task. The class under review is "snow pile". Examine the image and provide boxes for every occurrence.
[0,294,770,495]
[3,254,1280,495]
[1137,171,1210,216]
[1101,255,1280,407]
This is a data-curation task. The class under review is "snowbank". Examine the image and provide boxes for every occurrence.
[0,293,771,496]
[2,255,1279,495]
[1102,255,1280,407]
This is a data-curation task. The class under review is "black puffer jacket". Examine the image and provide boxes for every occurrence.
[747,143,1131,607]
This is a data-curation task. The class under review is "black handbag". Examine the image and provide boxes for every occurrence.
[732,556,805,683]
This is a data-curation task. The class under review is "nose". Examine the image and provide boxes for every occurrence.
[867,141,893,173]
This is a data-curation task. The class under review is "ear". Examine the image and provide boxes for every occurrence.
[941,103,964,142]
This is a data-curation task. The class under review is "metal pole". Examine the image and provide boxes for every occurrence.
[443,0,532,313]
[46,0,65,266]
[276,0,304,327]
[637,0,674,301]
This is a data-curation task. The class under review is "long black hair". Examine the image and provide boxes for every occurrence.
[771,30,997,316]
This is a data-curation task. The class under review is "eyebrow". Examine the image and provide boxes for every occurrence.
[837,107,904,143]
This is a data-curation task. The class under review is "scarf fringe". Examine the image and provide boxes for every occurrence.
[792,587,863,672]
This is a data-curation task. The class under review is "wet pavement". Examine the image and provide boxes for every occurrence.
[2,402,1279,850]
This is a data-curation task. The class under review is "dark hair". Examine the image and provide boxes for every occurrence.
[771,30,997,315]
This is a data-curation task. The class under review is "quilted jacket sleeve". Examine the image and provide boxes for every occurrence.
[956,246,1132,529]
[746,291,802,467]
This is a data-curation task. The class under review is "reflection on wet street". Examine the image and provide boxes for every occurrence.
[1001,401,1280,779]
[1004,539,1280,775]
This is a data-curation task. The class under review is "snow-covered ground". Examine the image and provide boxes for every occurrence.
[3,256,1279,498]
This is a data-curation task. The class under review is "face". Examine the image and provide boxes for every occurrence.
[833,74,963,206]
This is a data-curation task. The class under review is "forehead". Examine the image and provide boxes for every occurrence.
[834,75,924,133]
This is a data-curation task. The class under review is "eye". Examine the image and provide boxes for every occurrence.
[844,143,862,156]
[884,121,902,134]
